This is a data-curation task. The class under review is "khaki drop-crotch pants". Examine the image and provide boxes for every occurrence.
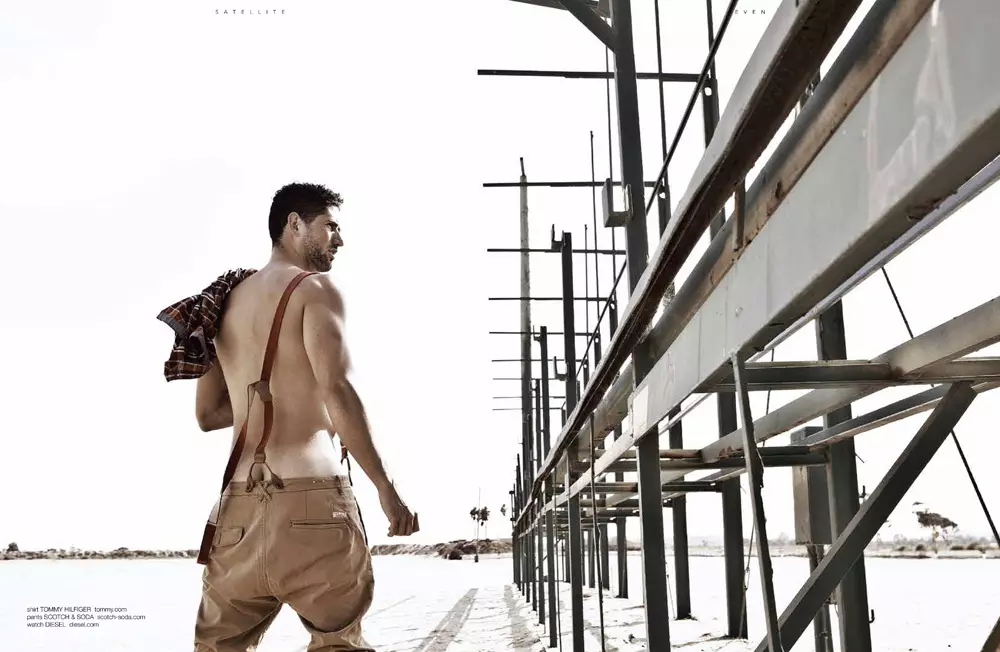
[194,476,375,652]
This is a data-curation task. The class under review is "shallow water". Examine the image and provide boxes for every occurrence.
[0,554,995,651]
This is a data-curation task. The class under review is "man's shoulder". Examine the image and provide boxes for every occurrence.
[298,272,343,306]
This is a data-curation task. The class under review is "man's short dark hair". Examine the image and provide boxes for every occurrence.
[268,182,343,246]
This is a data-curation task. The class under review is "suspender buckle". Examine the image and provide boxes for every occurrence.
[250,380,272,402]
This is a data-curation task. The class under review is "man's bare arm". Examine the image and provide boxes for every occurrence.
[301,276,393,492]
[195,358,234,432]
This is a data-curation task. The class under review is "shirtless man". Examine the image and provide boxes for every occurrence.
[190,182,417,651]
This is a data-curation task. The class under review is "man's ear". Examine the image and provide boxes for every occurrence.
[287,211,301,234]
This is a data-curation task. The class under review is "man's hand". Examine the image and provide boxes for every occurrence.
[377,483,419,537]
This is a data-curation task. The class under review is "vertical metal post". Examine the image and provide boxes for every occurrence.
[538,510,547,626]
[535,379,543,474]
[713,224,746,640]
[669,409,691,619]
[558,233,585,651]
[806,547,832,652]
[511,489,518,586]
[816,301,872,652]
[538,327,552,457]
[523,436,530,508]
[636,432,672,650]
[587,528,596,589]
[599,524,610,590]
[560,233,578,412]
[516,463,523,591]
[795,70,834,652]
[564,533,570,583]
[546,480,558,648]
[531,514,538,610]
[606,297,628,599]
[701,0,721,153]
[567,467,586,652]
[702,5,746,631]
[732,354,783,652]
[612,1,667,645]
[610,0,648,290]
[713,210,748,632]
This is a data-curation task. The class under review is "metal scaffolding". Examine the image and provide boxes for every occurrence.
[487,0,1000,651]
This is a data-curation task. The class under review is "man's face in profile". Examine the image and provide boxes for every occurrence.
[298,210,344,273]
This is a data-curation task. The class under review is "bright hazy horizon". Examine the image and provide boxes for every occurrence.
[2,0,998,554]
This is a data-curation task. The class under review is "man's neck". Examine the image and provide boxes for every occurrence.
[269,246,306,270]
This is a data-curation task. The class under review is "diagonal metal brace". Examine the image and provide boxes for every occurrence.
[732,353,784,652]
[752,382,977,652]
[555,0,617,50]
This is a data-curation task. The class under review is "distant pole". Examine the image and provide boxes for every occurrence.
[519,158,534,488]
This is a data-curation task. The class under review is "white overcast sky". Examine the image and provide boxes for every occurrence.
[1,0,997,552]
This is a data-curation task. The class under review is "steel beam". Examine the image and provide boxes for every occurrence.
[554,0,616,49]
[519,0,937,519]
[609,0,670,638]
[816,300,871,652]
[562,294,1000,522]
[546,480,558,648]
[566,470,585,651]
[560,234,578,412]
[537,328,553,458]
[654,381,1000,505]
[599,523,610,591]
[644,0,973,367]
[587,529,595,589]
[760,151,1000,357]
[803,380,1000,447]
[537,514,545,625]
[530,513,537,610]
[752,383,977,652]
[702,358,1000,392]
[519,0,866,524]
[624,0,1000,491]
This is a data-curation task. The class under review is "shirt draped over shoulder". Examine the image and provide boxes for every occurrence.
[157,268,257,381]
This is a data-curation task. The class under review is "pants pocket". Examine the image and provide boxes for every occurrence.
[290,512,350,529]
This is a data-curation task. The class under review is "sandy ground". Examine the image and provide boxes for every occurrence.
[357,582,751,652]
[5,554,996,651]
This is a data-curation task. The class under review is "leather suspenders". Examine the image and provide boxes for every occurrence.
[196,270,316,565]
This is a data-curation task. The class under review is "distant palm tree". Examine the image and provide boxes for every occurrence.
[468,504,492,562]
[480,507,491,540]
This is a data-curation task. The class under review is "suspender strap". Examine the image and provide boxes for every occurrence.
[197,270,316,565]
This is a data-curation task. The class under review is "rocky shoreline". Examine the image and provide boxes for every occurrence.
[0,539,516,561]
[4,539,997,561]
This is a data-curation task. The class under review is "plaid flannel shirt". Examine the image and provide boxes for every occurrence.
[157,268,257,381]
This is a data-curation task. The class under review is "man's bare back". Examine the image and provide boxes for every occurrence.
[192,184,416,539]
[181,182,415,652]
[215,264,347,482]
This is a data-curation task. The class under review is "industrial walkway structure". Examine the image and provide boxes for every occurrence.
[488,1,1000,651]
